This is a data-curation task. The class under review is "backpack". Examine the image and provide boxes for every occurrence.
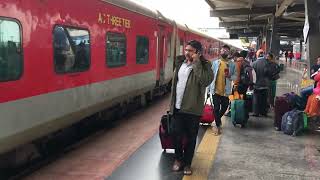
[239,61,253,86]
[281,109,304,136]
[283,92,305,110]
[266,62,280,80]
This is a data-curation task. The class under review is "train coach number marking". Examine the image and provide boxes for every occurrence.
[98,13,131,28]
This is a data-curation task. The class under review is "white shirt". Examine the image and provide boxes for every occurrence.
[175,61,193,109]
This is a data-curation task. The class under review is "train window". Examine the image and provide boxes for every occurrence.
[106,32,126,67]
[53,25,90,73]
[167,36,171,57]
[0,19,23,82]
[136,36,149,64]
[179,39,184,55]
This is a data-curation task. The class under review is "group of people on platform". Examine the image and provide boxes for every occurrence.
[168,40,280,175]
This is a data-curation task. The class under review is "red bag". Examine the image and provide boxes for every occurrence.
[159,122,187,151]
[200,96,215,124]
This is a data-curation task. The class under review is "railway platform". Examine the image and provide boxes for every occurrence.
[23,63,320,180]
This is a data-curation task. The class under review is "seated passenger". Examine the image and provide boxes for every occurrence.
[305,71,320,117]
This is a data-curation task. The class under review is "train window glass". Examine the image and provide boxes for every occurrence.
[106,32,126,67]
[53,26,90,73]
[136,36,149,64]
[0,19,23,82]
[167,35,171,57]
[179,39,184,55]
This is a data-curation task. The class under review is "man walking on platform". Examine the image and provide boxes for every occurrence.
[209,45,237,135]
[170,40,213,175]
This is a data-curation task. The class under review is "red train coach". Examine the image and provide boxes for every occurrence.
[0,0,235,157]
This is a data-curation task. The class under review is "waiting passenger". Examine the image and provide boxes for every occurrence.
[252,50,271,116]
[288,51,294,65]
[266,53,280,108]
[311,56,320,86]
[208,44,237,135]
[170,40,213,175]
[235,50,253,95]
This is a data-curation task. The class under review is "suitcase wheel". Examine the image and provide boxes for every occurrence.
[240,123,246,128]
[232,122,236,127]
[163,149,167,153]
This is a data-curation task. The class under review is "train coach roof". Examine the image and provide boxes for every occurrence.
[100,0,169,22]
[100,0,241,50]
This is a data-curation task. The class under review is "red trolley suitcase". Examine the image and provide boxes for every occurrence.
[159,112,186,151]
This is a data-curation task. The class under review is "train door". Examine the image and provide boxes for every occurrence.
[157,25,166,86]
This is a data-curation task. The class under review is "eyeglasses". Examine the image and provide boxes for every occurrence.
[220,49,229,52]
[185,49,196,53]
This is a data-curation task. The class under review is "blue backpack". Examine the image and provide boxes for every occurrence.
[281,109,304,136]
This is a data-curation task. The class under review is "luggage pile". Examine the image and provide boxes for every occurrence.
[275,91,320,136]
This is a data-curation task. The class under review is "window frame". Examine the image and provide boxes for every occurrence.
[52,24,91,74]
[105,31,127,68]
[0,17,24,82]
[136,35,149,65]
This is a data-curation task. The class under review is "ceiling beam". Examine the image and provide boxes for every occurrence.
[232,32,260,37]
[205,0,216,9]
[210,7,275,17]
[220,20,268,27]
[220,20,304,28]
[213,0,249,7]
[281,16,305,22]
[227,29,260,34]
[210,4,305,17]
[275,0,295,17]
[277,21,304,27]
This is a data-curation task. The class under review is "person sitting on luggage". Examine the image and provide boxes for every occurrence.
[208,45,237,135]
[305,71,320,117]
[252,50,272,116]
[170,40,213,175]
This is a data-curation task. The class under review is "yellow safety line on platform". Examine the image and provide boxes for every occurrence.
[182,125,222,180]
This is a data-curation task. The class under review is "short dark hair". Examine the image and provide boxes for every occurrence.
[240,50,248,58]
[187,40,202,53]
[233,52,240,58]
[222,44,230,50]
[267,52,274,59]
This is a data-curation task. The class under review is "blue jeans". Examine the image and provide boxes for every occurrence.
[300,86,313,101]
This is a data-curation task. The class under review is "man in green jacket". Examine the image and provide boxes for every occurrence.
[170,40,213,175]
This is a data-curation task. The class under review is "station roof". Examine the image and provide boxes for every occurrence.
[205,0,306,38]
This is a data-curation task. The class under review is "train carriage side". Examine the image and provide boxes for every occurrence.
[0,0,165,154]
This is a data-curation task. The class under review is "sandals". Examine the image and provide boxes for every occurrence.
[172,160,183,172]
[183,166,192,175]
[212,126,222,136]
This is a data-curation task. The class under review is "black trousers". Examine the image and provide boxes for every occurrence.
[172,110,200,166]
[213,94,229,127]
[253,89,269,115]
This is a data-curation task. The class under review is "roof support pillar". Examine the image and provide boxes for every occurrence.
[299,40,303,60]
[270,16,280,58]
[305,0,320,73]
